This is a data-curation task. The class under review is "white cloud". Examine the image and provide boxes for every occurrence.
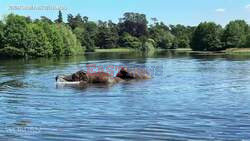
[216,8,225,13]
[245,4,250,10]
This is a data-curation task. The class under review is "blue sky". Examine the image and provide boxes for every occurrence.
[0,0,249,26]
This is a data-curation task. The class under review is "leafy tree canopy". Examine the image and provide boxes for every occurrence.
[191,22,223,51]
[222,20,249,48]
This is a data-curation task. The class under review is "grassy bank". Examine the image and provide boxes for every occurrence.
[95,47,250,56]
[224,48,250,55]
[175,48,250,55]
[95,48,135,53]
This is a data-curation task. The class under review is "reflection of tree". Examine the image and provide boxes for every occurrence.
[0,56,87,77]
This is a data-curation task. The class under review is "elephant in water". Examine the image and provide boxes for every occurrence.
[56,70,124,85]
[56,67,151,86]
[116,67,152,80]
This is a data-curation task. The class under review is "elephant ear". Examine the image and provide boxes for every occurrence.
[116,67,128,78]
[73,70,88,82]
[78,70,88,82]
[120,67,129,76]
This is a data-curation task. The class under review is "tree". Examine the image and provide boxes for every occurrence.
[151,17,158,24]
[222,20,249,48]
[245,34,250,47]
[169,24,195,48]
[96,21,119,49]
[0,21,4,49]
[40,16,53,24]
[42,23,64,55]
[191,22,223,51]
[141,38,155,51]
[55,10,63,23]
[149,22,175,48]
[84,21,98,43]
[72,26,94,52]
[0,13,86,58]
[58,24,83,55]
[82,32,95,52]
[67,14,83,30]
[118,12,148,37]
[68,14,97,52]
[83,16,88,23]
[28,23,52,56]
[119,33,141,48]
[3,14,33,55]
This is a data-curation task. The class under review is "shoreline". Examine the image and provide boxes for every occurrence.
[95,47,250,56]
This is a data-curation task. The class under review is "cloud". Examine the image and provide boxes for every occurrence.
[245,4,250,10]
[215,8,225,12]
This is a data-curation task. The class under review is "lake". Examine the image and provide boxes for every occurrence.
[0,51,250,141]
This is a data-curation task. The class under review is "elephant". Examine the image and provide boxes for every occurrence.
[56,67,152,86]
[56,70,124,85]
[116,67,152,80]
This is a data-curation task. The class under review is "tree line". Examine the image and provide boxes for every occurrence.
[0,11,249,58]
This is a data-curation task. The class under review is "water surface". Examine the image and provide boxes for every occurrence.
[0,51,250,140]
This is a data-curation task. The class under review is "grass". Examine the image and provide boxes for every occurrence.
[95,48,134,53]
[224,48,250,55]
[95,47,250,56]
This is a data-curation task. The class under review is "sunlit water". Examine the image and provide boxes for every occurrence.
[1,51,250,141]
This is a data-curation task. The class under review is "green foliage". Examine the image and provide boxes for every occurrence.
[245,34,250,47]
[0,46,25,57]
[55,10,63,23]
[3,14,33,53]
[0,14,83,58]
[83,21,98,51]
[96,21,119,49]
[72,26,95,52]
[177,36,190,48]
[58,25,83,55]
[1,12,250,59]
[222,20,249,48]
[42,23,64,55]
[0,21,4,49]
[67,14,84,30]
[120,33,141,48]
[82,32,95,52]
[191,22,223,51]
[28,23,53,56]
[68,14,97,52]
[118,12,148,37]
[158,32,175,49]
[40,16,53,24]
[170,24,195,48]
[149,22,175,49]
[141,38,155,51]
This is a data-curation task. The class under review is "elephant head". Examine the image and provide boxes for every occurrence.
[56,70,88,83]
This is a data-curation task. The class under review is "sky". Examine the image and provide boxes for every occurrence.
[0,0,249,26]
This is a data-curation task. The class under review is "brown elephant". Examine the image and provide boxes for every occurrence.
[56,67,151,86]
[56,70,123,85]
[116,67,152,80]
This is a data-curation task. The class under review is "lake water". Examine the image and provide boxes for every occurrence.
[1,51,250,141]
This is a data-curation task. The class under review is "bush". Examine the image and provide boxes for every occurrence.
[0,14,84,58]
[0,21,4,49]
[3,14,33,52]
[58,24,83,55]
[0,46,25,57]
[141,38,155,51]
[28,24,53,57]
[42,23,64,56]
[120,33,141,48]
[245,34,250,48]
